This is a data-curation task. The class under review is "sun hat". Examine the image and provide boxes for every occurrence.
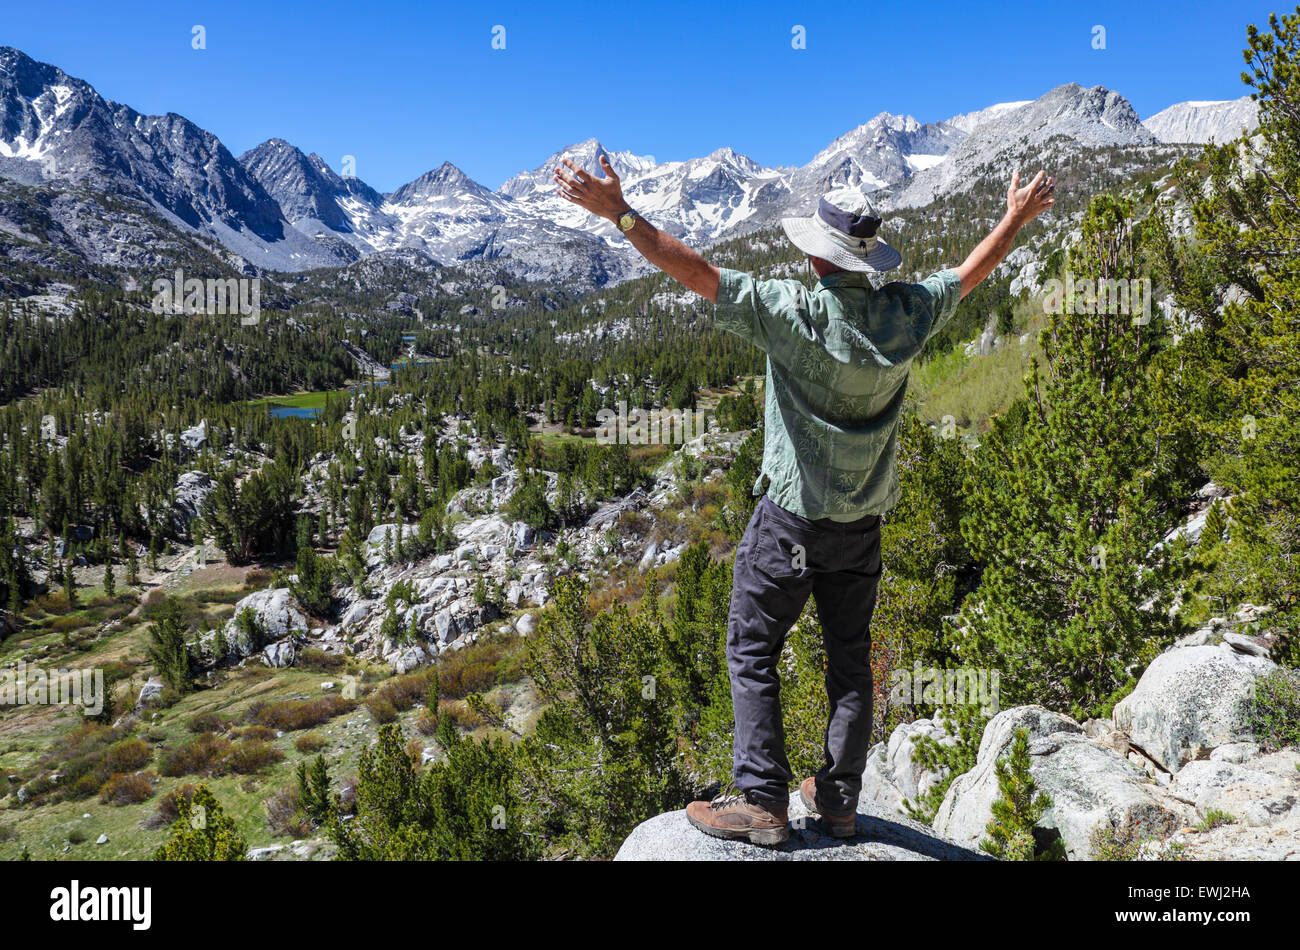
[780,188,902,272]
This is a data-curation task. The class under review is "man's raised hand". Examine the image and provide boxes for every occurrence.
[554,153,629,222]
[1007,169,1056,225]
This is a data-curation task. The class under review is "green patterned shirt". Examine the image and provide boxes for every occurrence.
[713,266,963,520]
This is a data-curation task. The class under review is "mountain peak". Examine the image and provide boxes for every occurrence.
[704,145,758,168]
[239,136,385,237]
[1142,96,1259,143]
[255,136,297,151]
[864,111,921,133]
[966,83,1153,146]
[0,46,39,72]
[892,82,1156,209]
[388,161,489,203]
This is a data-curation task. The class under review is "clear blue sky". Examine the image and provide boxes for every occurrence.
[3,0,1275,192]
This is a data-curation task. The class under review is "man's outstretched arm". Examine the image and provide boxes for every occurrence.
[555,155,721,302]
[953,169,1056,300]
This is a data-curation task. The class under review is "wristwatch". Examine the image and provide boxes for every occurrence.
[617,208,639,233]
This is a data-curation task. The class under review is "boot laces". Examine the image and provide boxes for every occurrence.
[709,793,745,811]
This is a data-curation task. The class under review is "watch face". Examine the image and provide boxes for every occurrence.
[619,212,634,230]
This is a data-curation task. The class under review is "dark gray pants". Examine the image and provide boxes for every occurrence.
[727,494,882,813]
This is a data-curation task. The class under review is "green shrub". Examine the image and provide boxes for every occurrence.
[1196,809,1236,831]
[35,722,138,803]
[296,756,332,825]
[329,722,537,860]
[504,470,555,529]
[297,648,346,673]
[187,712,229,734]
[1246,669,1300,752]
[1089,821,1144,861]
[905,705,986,824]
[160,733,232,777]
[246,695,355,731]
[144,784,198,830]
[365,695,397,724]
[104,738,151,774]
[69,773,102,800]
[99,771,155,805]
[294,733,327,754]
[229,740,284,775]
[233,725,278,743]
[1089,820,1188,861]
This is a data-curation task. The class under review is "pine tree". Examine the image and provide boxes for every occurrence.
[291,545,334,616]
[155,785,247,861]
[296,755,332,825]
[103,555,115,598]
[62,562,75,607]
[148,600,192,693]
[905,704,987,823]
[1162,10,1300,662]
[520,576,690,858]
[330,723,537,860]
[6,581,20,627]
[980,728,1066,861]
[957,195,1195,719]
[504,469,554,529]
[379,602,402,645]
[234,607,265,654]
[426,668,440,711]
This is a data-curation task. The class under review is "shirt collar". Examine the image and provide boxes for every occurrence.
[815,270,875,291]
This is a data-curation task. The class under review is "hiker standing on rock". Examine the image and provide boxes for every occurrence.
[555,152,1055,845]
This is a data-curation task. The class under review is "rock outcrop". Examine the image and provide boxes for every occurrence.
[858,717,954,816]
[201,588,310,662]
[614,790,989,861]
[933,706,1192,860]
[617,623,1295,861]
[1164,747,1300,860]
[1113,643,1274,772]
[169,470,215,538]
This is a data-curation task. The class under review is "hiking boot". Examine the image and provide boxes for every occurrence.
[799,777,857,838]
[685,794,790,847]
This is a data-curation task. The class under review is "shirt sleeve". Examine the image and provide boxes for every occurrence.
[913,269,964,345]
[712,266,816,355]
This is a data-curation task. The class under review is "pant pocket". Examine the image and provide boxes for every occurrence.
[751,503,810,579]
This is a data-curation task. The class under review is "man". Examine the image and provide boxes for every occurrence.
[555,153,1055,846]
